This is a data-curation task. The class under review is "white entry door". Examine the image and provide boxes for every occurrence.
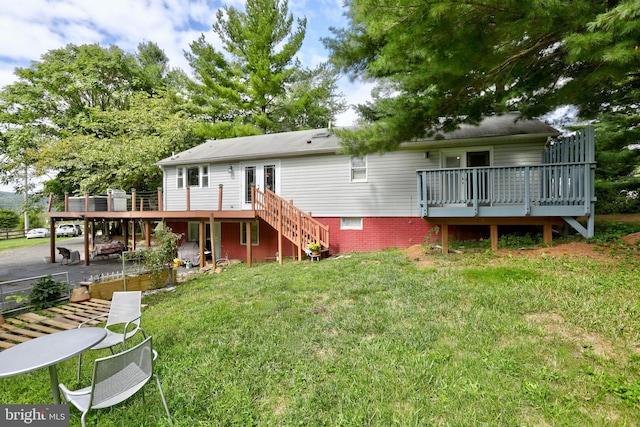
[241,162,279,209]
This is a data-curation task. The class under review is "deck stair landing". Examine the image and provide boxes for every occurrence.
[0,299,112,350]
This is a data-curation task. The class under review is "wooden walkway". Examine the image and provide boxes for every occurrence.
[0,299,112,350]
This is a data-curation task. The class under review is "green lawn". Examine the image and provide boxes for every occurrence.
[1,243,639,426]
[0,236,74,251]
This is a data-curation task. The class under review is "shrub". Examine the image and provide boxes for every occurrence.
[0,209,19,229]
[595,179,640,214]
[29,276,68,310]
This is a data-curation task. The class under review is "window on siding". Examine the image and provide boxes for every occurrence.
[187,166,200,187]
[245,166,256,204]
[351,156,367,181]
[202,166,209,187]
[264,165,275,191]
[177,165,209,188]
[240,221,259,245]
[340,217,363,230]
[177,168,184,189]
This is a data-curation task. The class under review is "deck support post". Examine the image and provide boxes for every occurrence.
[124,219,129,251]
[441,224,449,254]
[84,217,90,266]
[490,225,499,252]
[543,223,553,245]
[145,221,152,250]
[277,203,283,265]
[50,220,56,263]
[296,204,302,261]
[209,214,216,265]
[131,220,137,251]
[245,222,252,267]
[199,221,205,268]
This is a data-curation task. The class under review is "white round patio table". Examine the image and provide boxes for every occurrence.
[0,327,106,403]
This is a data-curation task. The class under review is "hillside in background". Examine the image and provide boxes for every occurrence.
[0,192,46,212]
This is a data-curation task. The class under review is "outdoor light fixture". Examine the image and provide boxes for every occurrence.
[228,164,233,173]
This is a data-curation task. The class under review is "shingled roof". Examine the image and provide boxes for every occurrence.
[157,112,559,166]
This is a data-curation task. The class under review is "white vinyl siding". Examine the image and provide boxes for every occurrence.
[279,151,438,217]
[493,142,543,166]
[163,137,547,216]
[164,164,242,210]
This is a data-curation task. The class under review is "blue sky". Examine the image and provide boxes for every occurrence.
[0,0,373,126]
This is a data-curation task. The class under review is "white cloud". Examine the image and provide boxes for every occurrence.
[336,80,375,126]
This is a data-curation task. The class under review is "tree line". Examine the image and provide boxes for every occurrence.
[0,0,346,205]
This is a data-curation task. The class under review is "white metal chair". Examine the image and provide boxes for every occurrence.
[60,336,172,426]
[77,291,146,380]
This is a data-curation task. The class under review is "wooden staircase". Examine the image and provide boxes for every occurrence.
[252,187,329,262]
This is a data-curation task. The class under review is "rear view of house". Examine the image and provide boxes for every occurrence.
[47,112,594,265]
[156,112,595,260]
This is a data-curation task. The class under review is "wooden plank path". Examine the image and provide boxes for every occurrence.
[0,298,111,350]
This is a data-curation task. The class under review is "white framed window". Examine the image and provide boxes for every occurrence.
[187,166,199,187]
[177,168,184,189]
[340,217,363,230]
[350,156,367,182]
[240,221,259,245]
[201,165,209,187]
[177,165,210,188]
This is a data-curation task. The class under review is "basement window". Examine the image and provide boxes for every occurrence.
[340,217,363,230]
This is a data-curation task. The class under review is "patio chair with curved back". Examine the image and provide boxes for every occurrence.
[59,336,172,426]
[77,291,146,381]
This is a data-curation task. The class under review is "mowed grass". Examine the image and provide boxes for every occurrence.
[0,236,74,251]
[2,247,640,426]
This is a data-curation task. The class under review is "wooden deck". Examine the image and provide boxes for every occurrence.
[0,299,112,350]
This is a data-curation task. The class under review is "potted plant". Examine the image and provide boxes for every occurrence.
[308,242,321,255]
